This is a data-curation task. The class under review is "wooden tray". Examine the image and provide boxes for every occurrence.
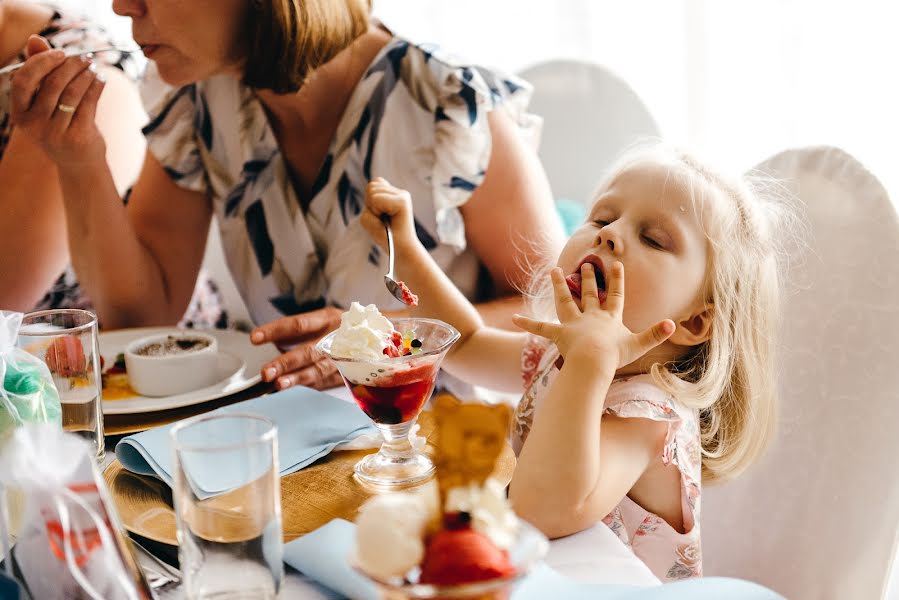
[103,409,516,546]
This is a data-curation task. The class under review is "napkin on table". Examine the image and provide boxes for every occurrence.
[115,386,375,492]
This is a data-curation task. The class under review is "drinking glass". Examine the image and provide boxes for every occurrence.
[316,318,460,489]
[171,413,283,600]
[17,309,104,461]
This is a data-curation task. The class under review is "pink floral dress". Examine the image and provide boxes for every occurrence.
[514,335,703,581]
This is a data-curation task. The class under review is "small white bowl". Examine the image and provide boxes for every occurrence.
[124,331,220,397]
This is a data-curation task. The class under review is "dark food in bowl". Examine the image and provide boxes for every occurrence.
[134,336,211,357]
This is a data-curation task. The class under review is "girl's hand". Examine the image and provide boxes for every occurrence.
[9,35,107,169]
[362,178,420,253]
[513,262,675,371]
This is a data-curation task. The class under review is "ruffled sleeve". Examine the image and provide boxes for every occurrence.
[603,375,684,468]
[400,44,541,252]
[139,63,209,194]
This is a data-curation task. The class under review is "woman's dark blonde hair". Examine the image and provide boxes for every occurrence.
[243,0,372,94]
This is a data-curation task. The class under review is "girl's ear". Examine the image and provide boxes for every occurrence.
[669,304,714,347]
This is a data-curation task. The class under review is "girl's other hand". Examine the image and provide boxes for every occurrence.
[9,35,107,169]
[513,262,675,371]
[362,177,419,252]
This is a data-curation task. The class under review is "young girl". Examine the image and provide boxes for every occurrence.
[360,144,785,582]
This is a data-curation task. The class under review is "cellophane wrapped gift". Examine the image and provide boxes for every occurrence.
[1,310,63,545]
[0,425,153,600]
[0,311,62,438]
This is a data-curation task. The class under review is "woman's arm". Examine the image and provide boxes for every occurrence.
[0,130,67,310]
[9,40,212,327]
[58,152,212,328]
[460,109,566,329]
[0,65,145,311]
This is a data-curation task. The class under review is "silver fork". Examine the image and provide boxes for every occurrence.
[130,538,182,594]
[0,47,140,76]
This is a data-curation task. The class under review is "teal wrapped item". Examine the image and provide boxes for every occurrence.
[0,312,61,437]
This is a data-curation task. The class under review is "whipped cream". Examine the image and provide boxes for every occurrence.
[445,478,519,550]
[329,302,395,360]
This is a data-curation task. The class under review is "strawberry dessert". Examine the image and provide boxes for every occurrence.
[354,477,527,595]
[328,303,437,425]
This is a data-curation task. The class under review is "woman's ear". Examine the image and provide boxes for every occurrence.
[669,304,714,347]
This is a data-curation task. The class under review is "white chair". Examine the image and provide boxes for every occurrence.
[518,59,661,206]
[702,146,899,599]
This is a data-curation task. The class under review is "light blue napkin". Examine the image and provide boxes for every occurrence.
[283,519,378,600]
[115,386,374,490]
[284,519,785,600]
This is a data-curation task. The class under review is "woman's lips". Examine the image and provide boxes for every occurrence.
[140,44,160,58]
[565,256,608,304]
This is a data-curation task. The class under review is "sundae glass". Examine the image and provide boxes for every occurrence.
[317,309,459,489]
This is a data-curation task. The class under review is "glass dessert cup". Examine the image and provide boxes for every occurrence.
[354,520,549,600]
[316,318,460,489]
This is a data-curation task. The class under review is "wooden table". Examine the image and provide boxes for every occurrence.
[103,397,515,546]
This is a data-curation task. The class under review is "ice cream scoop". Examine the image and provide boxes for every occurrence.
[355,492,431,580]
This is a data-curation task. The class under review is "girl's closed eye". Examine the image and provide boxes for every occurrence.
[641,230,668,250]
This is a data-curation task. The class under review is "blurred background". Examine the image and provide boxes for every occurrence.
[60,0,897,206]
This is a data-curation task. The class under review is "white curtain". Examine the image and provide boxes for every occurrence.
[62,0,898,203]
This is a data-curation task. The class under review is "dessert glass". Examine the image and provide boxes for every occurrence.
[316,318,459,489]
[355,520,548,599]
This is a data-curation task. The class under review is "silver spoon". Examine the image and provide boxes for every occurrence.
[382,216,416,306]
[0,47,140,76]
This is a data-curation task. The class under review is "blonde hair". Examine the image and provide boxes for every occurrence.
[243,0,371,94]
[527,142,794,484]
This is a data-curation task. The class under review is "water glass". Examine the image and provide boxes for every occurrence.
[171,413,283,600]
[17,309,104,461]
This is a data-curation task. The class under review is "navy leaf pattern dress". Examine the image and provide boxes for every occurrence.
[140,36,540,326]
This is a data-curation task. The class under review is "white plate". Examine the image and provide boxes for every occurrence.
[99,327,279,414]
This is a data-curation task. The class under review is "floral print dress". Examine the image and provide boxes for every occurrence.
[0,8,224,328]
[515,335,703,581]
[139,35,538,325]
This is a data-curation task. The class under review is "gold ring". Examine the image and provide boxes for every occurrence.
[57,103,76,114]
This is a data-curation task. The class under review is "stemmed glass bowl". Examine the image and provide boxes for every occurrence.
[316,318,459,489]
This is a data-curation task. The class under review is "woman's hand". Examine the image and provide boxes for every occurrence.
[250,306,344,390]
[361,177,419,253]
[9,36,107,169]
[513,262,675,371]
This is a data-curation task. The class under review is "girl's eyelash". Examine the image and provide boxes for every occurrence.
[641,234,664,249]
